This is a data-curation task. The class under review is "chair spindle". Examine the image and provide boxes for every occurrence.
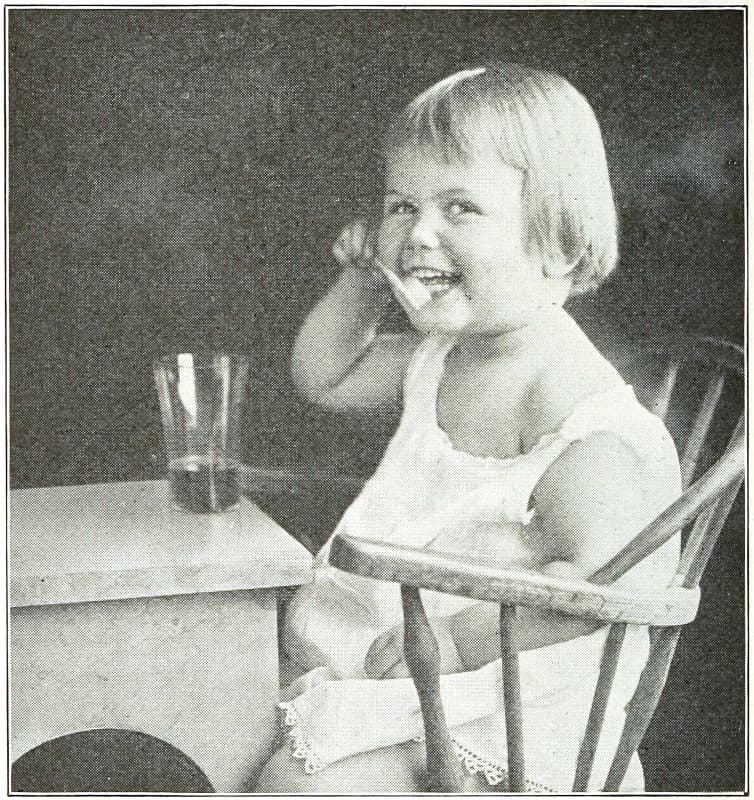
[601,413,743,790]
[680,369,726,487]
[572,622,628,792]
[500,604,525,792]
[400,585,463,793]
[677,415,745,587]
[681,475,743,589]
[650,359,680,422]
[602,625,682,791]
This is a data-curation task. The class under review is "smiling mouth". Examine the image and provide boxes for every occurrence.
[405,267,462,295]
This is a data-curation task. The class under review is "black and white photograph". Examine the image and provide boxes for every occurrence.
[7,5,746,795]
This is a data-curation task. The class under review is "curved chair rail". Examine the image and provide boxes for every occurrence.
[330,535,700,626]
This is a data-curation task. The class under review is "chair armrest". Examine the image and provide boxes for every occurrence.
[329,534,700,626]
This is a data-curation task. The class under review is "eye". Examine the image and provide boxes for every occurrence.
[384,199,416,216]
[446,200,481,219]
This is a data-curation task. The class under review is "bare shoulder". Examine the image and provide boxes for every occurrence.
[531,431,671,576]
[519,323,680,581]
[521,328,624,449]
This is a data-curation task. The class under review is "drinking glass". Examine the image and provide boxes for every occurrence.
[153,353,250,512]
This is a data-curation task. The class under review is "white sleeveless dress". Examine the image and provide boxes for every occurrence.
[281,333,683,792]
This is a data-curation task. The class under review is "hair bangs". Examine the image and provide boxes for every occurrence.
[386,74,529,171]
[385,88,473,163]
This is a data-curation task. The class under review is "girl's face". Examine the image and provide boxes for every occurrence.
[377,145,553,335]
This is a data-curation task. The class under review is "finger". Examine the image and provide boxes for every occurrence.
[332,239,349,266]
[361,236,374,264]
[364,633,403,678]
[361,225,378,263]
[335,224,351,248]
[364,644,401,678]
[350,221,367,260]
[381,659,411,679]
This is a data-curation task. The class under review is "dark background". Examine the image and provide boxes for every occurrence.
[8,9,745,792]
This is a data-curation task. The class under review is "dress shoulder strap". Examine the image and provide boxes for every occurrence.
[559,385,680,475]
[402,333,457,405]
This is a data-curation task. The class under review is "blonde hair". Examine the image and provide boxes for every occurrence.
[384,63,618,294]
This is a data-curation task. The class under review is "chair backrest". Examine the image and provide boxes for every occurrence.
[618,330,743,489]
[330,330,744,793]
[578,332,743,791]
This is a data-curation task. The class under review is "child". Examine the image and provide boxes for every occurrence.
[255,63,682,793]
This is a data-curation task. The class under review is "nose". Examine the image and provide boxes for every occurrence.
[407,210,441,251]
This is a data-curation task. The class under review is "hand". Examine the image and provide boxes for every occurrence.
[364,617,465,679]
[332,218,378,273]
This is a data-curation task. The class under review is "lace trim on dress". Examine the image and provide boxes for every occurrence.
[451,738,557,793]
[428,384,639,469]
[278,701,325,774]
[280,703,558,790]
[411,733,556,792]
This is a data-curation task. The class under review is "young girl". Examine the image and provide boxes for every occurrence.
[255,63,682,793]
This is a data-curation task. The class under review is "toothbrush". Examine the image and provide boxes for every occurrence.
[373,259,432,310]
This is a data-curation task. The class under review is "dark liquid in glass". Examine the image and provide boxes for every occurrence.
[169,457,241,513]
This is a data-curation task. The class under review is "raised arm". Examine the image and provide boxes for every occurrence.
[291,220,420,410]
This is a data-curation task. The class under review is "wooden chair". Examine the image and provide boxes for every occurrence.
[328,332,744,792]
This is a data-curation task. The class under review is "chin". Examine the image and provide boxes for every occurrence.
[407,307,472,335]
[405,291,474,334]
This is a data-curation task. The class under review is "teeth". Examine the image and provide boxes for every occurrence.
[409,268,459,280]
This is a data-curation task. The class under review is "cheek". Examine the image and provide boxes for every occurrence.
[453,225,506,263]
[462,231,529,283]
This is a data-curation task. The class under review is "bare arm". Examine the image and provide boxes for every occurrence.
[291,222,421,410]
[448,433,675,668]
[365,435,655,677]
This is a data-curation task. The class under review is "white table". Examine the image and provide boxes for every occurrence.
[10,480,313,792]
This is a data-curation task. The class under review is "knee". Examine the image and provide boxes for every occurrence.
[254,745,358,795]
[253,742,422,795]
[254,746,307,794]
